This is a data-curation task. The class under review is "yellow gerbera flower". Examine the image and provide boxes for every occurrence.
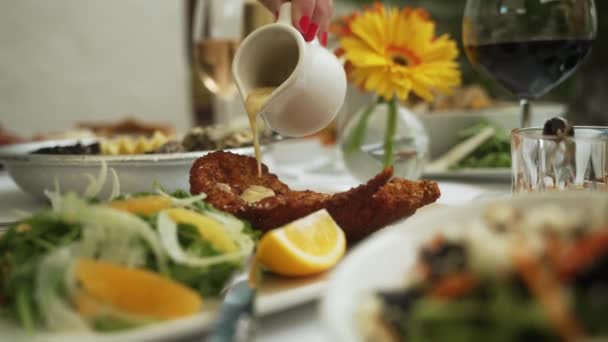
[334,4,461,102]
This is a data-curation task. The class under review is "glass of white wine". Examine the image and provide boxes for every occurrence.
[190,0,243,100]
[188,0,275,127]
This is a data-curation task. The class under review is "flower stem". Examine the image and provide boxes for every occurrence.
[16,284,35,334]
[345,100,377,154]
[383,97,398,168]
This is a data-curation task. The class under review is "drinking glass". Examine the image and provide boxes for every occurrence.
[463,0,597,127]
[188,0,272,128]
[511,126,608,192]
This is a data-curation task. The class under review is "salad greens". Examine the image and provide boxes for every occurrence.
[0,213,83,332]
[0,169,257,334]
[367,203,608,341]
[450,121,511,170]
[402,280,558,342]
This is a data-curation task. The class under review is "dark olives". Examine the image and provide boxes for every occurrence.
[542,117,574,136]
[32,142,101,155]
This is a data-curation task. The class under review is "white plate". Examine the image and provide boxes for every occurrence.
[321,192,608,342]
[256,273,328,315]
[0,139,255,200]
[0,302,222,342]
[423,167,512,181]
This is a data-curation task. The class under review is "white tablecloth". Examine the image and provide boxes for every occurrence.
[0,166,510,341]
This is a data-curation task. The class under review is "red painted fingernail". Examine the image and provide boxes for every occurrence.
[304,22,319,42]
[299,16,310,33]
[320,31,328,47]
[274,11,278,19]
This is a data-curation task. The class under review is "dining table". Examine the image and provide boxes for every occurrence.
[0,149,512,342]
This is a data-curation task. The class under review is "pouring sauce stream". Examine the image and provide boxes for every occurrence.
[245,87,276,177]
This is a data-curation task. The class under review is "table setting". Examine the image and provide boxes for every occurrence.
[0,145,513,342]
[0,0,606,341]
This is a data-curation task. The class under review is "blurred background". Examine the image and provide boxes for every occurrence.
[0,0,191,136]
[0,0,606,140]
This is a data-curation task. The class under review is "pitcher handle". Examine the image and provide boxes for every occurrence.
[277,2,292,26]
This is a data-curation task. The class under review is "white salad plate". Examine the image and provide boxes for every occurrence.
[0,302,221,342]
[0,139,255,200]
[321,192,608,342]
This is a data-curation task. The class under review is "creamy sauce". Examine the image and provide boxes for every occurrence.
[245,87,276,177]
[240,185,275,203]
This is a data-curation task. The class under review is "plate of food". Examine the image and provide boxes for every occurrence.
[321,191,608,341]
[0,124,275,200]
[0,185,254,341]
[422,121,513,181]
[0,151,441,341]
[409,86,564,181]
[412,86,565,160]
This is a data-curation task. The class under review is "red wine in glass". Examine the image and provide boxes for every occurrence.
[465,39,593,99]
[463,0,597,127]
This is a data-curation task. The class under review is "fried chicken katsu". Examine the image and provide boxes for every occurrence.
[190,151,440,243]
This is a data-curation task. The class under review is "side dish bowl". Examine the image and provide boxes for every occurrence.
[0,139,255,200]
[416,102,565,160]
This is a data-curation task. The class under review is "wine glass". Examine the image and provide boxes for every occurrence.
[189,0,243,100]
[188,0,274,127]
[463,0,597,127]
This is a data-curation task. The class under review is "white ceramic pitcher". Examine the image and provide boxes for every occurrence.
[232,2,347,137]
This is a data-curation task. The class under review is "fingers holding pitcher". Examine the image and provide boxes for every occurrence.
[257,0,334,45]
[311,0,333,46]
[292,0,334,44]
[288,0,317,41]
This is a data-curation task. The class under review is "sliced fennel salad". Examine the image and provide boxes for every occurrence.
[0,165,257,333]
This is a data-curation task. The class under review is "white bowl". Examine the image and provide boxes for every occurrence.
[0,139,254,200]
[416,102,565,159]
[320,192,608,342]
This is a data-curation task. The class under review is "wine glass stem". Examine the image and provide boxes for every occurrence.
[520,99,531,128]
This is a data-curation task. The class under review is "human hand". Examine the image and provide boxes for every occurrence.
[257,0,333,46]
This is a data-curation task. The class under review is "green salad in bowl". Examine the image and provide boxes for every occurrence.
[0,164,257,336]
[450,121,511,170]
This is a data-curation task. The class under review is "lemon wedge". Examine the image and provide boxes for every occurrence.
[256,209,346,276]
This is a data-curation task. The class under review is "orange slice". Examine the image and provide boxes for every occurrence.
[107,196,172,215]
[74,258,202,320]
[165,208,238,253]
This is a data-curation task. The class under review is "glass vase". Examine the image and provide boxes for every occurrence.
[339,98,430,182]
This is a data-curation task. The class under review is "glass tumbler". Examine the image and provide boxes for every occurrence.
[511,127,608,193]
